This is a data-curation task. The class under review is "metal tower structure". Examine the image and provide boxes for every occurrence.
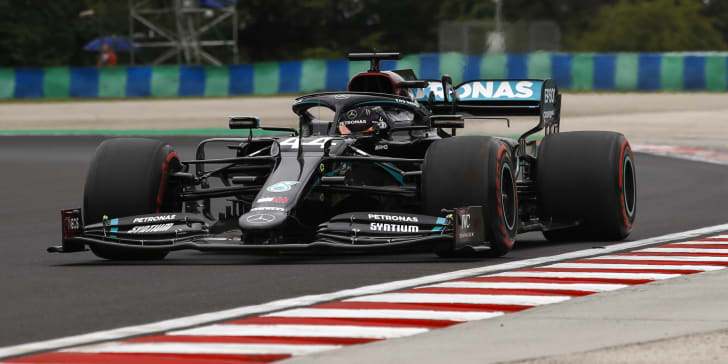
[129,0,239,65]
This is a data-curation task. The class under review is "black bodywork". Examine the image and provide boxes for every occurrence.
[51,53,562,256]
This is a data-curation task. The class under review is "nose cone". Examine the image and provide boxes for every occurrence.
[239,212,287,230]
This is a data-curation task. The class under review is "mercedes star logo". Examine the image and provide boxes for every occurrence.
[246,214,276,224]
[346,109,358,119]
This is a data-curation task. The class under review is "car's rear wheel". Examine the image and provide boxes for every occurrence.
[537,131,636,241]
[83,138,182,260]
[422,136,518,257]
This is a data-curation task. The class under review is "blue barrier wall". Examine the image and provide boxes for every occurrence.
[1,52,727,99]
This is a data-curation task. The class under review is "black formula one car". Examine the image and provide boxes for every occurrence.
[50,52,637,260]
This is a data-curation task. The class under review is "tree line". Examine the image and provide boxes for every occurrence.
[1,0,726,67]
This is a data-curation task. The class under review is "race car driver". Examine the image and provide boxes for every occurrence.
[337,106,388,135]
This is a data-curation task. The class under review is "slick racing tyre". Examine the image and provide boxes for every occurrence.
[422,136,518,257]
[537,131,636,241]
[83,138,182,260]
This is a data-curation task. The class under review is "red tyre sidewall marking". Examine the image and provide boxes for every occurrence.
[155,152,179,213]
[495,145,514,248]
[618,141,633,230]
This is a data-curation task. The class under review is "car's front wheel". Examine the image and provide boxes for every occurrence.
[422,136,518,257]
[83,138,182,260]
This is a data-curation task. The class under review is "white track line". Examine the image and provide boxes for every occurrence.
[265,308,503,321]
[348,293,570,306]
[668,241,728,245]
[65,342,338,355]
[424,281,627,292]
[545,262,724,271]
[589,255,728,262]
[168,324,427,339]
[641,248,728,254]
[2,222,727,359]
[492,271,680,280]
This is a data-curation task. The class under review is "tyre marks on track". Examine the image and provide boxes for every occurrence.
[6,235,728,364]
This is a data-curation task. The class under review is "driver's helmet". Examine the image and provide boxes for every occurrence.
[337,106,388,135]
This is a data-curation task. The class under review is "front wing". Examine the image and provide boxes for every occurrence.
[49,207,487,255]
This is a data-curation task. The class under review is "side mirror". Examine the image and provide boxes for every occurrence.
[229,116,260,129]
[441,75,454,103]
[431,114,464,129]
[399,80,429,89]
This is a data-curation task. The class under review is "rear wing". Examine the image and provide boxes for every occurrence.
[412,78,561,139]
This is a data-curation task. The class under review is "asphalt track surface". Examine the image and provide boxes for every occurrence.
[1,135,727,349]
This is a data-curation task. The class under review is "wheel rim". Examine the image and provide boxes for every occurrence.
[623,155,636,217]
[501,163,517,230]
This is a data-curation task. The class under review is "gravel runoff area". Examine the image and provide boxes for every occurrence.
[0,93,727,149]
